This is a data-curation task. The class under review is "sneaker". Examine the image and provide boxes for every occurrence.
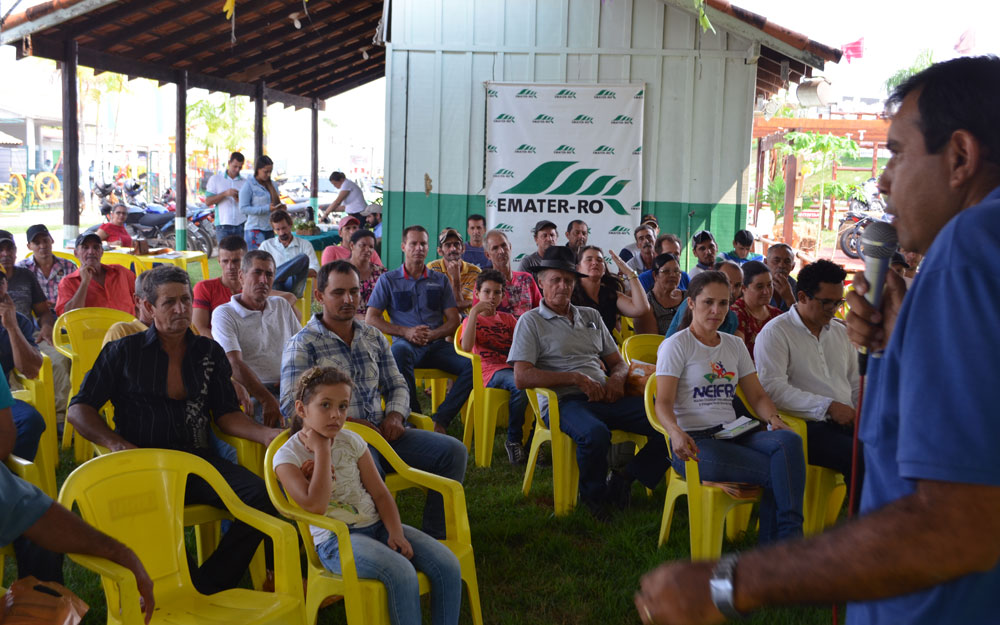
[505,440,526,465]
[606,471,633,511]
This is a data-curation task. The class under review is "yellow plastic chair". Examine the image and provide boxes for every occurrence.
[621,333,665,365]
[644,377,761,558]
[24,249,81,267]
[453,325,510,467]
[264,426,483,625]
[53,307,137,463]
[521,387,647,516]
[58,448,305,625]
[101,251,151,274]
[296,276,315,324]
[4,355,58,497]
[736,387,845,535]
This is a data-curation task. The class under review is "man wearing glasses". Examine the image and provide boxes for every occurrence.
[754,259,861,489]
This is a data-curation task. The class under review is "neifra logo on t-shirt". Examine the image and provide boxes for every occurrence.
[691,361,737,402]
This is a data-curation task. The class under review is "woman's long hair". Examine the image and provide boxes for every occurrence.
[678,270,731,331]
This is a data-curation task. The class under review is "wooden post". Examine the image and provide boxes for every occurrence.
[254,80,265,158]
[782,155,797,244]
[62,40,80,245]
[871,142,879,178]
[175,70,187,251]
[310,97,319,219]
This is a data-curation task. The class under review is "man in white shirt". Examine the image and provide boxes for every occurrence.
[625,223,657,273]
[258,209,319,298]
[319,171,367,220]
[212,250,302,428]
[754,259,861,486]
[205,152,246,242]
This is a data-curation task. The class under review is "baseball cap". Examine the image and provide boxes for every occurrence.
[360,203,382,216]
[338,215,361,229]
[532,220,557,235]
[691,230,716,245]
[640,214,659,227]
[26,224,52,244]
[0,230,14,246]
[75,232,102,247]
[438,228,463,247]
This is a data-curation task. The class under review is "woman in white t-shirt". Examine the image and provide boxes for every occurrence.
[654,271,806,543]
[273,367,461,625]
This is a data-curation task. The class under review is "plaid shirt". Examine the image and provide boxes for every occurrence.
[16,256,77,310]
[280,315,410,425]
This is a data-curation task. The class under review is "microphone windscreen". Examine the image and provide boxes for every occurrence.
[860,221,898,259]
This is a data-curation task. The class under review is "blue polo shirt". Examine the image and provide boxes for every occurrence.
[367,265,457,329]
[847,186,1000,624]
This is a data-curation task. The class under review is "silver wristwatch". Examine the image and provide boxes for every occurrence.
[709,553,745,619]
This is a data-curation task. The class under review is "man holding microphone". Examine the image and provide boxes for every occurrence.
[635,55,1000,625]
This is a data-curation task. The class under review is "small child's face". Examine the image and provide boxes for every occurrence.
[298,383,352,439]
[476,280,504,309]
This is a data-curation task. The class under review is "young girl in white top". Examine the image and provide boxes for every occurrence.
[273,366,461,625]
[654,271,806,542]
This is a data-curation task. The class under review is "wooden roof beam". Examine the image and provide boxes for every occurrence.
[310,65,386,100]
[289,48,384,95]
[92,1,216,52]
[268,38,381,92]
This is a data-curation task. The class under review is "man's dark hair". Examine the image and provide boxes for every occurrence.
[317,260,360,292]
[476,269,506,290]
[329,171,346,183]
[350,228,375,245]
[269,209,293,226]
[467,214,486,225]
[141,265,190,305]
[691,229,715,246]
[796,259,847,299]
[733,229,755,247]
[219,235,248,253]
[402,224,427,241]
[242,249,275,273]
[566,219,587,233]
[228,151,245,164]
[888,55,1000,165]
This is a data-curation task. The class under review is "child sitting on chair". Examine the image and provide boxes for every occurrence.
[273,366,461,625]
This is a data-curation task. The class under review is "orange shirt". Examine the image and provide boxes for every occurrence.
[55,264,136,316]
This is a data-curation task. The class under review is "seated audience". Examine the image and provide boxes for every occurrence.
[192,235,295,338]
[213,251,302,427]
[0,269,44,462]
[427,228,481,313]
[462,213,491,268]
[96,204,132,246]
[565,219,590,257]
[625,223,657,273]
[731,260,782,361]
[646,253,686,334]
[688,230,720,277]
[666,260,743,338]
[620,215,659,262]
[102,272,152,346]
[68,264,281,595]
[460,270,528,464]
[347,228,386,320]
[17,224,77,312]
[280,260,467,539]
[0,229,55,342]
[638,233,690,293]
[365,225,473,436]
[765,242,797,311]
[56,232,135,315]
[508,246,669,521]
[891,251,918,287]
[519,220,558,273]
[321,214,383,266]
[756,259,862,488]
[480,229,540,317]
[899,247,922,280]
[572,245,653,336]
[258,209,319,297]
[722,229,764,265]
[654,270,804,543]
[361,203,383,246]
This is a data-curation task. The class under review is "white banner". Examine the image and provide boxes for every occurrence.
[485,82,644,267]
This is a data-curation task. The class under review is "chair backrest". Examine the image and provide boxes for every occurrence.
[622,333,665,365]
[23,250,81,267]
[453,324,485,392]
[264,429,326,571]
[101,252,149,274]
[10,355,58,497]
[54,307,137,372]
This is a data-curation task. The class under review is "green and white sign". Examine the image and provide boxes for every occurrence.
[486,82,644,266]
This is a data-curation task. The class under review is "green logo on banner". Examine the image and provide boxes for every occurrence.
[608,225,632,235]
[514,253,527,263]
[632,146,642,155]
[572,115,594,124]
[555,89,577,99]
[634,89,644,99]
[487,144,498,153]
[516,89,538,98]
[631,201,641,211]
[594,89,617,99]
[533,114,555,124]
[554,145,576,155]
[494,114,515,123]
[486,199,497,208]
[497,161,632,216]
[496,223,515,232]
[593,146,615,155]
[494,168,516,178]
[611,115,633,125]
[487,89,499,98]
[515,145,537,154]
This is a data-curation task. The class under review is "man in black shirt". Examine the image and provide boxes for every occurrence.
[67,265,281,594]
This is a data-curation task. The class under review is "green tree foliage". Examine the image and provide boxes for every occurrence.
[884,49,934,94]
[186,94,252,167]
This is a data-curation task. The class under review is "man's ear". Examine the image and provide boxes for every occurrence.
[947,129,985,189]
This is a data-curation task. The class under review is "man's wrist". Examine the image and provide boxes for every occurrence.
[710,553,747,619]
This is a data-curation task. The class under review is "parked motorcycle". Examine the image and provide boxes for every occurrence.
[837,177,888,259]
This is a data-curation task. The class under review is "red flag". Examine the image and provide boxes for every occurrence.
[841,37,865,63]
[954,29,976,54]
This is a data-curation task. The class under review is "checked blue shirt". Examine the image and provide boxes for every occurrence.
[280,315,410,424]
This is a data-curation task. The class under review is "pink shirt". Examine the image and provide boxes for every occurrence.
[321,245,382,266]
[462,311,517,385]
[473,271,541,318]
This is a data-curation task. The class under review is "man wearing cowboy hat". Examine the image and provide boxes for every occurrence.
[507,246,669,522]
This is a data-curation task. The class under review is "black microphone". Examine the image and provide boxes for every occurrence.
[858,221,898,374]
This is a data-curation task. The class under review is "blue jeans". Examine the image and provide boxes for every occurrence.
[672,428,805,543]
[486,368,527,444]
[12,399,45,461]
[244,228,273,251]
[317,521,461,625]
[216,223,245,243]
[273,253,310,298]
[390,339,473,428]
[369,427,467,539]
[555,395,670,505]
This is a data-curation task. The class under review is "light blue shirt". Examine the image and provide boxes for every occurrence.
[238,176,274,233]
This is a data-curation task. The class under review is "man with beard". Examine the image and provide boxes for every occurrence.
[56,233,135,315]
[565,219,590,257]
[259,209,318,298]
[519,220,559,273]
[427,228,481,313]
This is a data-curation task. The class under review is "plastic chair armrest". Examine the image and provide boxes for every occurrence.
[527,387,560,431]
[3,455,37,483]
[212,424,265,477]
[66,553,145,624]
[406,412,434,431]
[271,498,366,590]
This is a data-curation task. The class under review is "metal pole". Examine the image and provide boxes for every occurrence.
[310,97,319,220]
[175,70,187,251]
[62,39,80,246]
[254,80,265,159]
